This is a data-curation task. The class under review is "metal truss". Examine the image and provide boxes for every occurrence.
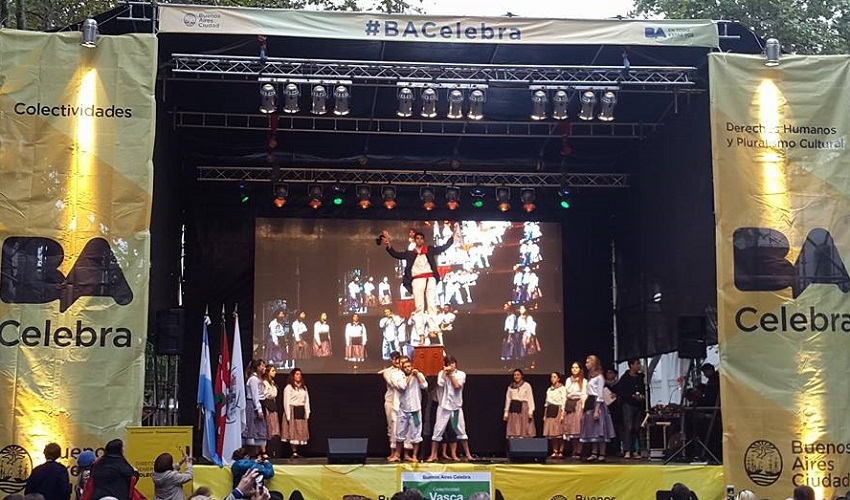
[196,166,630,188]
[170,54,698,89]
[174,112,660,139]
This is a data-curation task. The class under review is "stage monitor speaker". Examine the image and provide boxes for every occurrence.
[677,315,707,359]
[155,308,185,355]
[327,438,368,464]
[507,438,548,463]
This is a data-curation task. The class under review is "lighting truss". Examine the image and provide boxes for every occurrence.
[196,167,630,188]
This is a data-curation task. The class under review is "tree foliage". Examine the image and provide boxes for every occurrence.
[1,0,421,31]
[633,0,850,54]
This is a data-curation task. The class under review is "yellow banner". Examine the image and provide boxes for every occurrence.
[710,53,850,500]
[0,29,157,492]
[126,427,193,500]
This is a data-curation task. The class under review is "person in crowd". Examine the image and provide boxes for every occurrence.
[580,355,616,461]
[381,352,410,462]
[90,439,137,500]
[229,449,273,490]
[262,366,281,458]
[543,372,567,458]
[735,490,757,500]
[282,368,311,458]
[793,486,815,500]
[25,443,71,500]
[564,361,587,458]
[5,494,24,500]
[390,357,429,462]
[426,355,472,462]
[503,368,536,439]
[312,312,332,357]
[344,314,367,364]
[152,450,193,500]
[243,359,268,457]
[291,311,310,360]
[615,358,647,459]
[670,483,699,500]
[74,451,96,500]
[189,487,211,500]
[23,494,44,500]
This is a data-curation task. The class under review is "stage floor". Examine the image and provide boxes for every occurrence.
[194,461,724,499]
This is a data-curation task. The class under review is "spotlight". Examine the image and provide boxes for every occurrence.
[467,89,485,120]
[420,186,436,211]
[765,38,781,67]
[239,182,250,204]
[283,83,301,114]
[81,18,98,48]
[470,186,485,209]
[558,185,571,209]
[578,91,596,121]
[531,90,548,121]
[308,184,323,209]
[445,186,460,210]
[397,87,414,117]
[520,188,536,213]
[421,87,438,118]
[272,183,288,208]
[552,90,569,120]
[356,185,372,209]
[311,85,328,115]
[259,84,277,114]
[331,183,345,206]
[333,85,351,116]
[447,89,464,119]
[597,91,617,122]
[495,187,511,212]
[381,185,397,210]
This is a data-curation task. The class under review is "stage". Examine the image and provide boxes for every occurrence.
[194,461,724,499]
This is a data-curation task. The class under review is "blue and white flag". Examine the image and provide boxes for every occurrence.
[198,315,222,465]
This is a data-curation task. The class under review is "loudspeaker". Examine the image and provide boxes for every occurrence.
[327,438,368,464]
[155,308,185,355]
[677,316,707,359]
[507,438,548,463]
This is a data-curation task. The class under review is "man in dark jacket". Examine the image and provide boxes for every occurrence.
[25,443,71,500]
[91,439,137,500]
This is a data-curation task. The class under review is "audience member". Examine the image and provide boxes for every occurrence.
[230,448,274,490]
[670,483,698,500]
[90,439,138,500]
[793,486,815,500]
[25,443,71,500]
[75,451,96,500]
[152,450,193,500]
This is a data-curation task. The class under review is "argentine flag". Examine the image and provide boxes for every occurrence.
[198,315,222,465]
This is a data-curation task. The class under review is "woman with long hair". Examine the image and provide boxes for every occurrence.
[503,368,536,439]
[262,366,280,458]
[564,361,587,458]
[344,313,367,364]
[542,372,567,458]
[243,359,268,458]
[282,368,311,458]
[579,355,616,461]
[313,312,332,357]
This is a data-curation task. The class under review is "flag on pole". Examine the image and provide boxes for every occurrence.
[221,309,246,465]
[197,315,221,465]
[214,310,231,462]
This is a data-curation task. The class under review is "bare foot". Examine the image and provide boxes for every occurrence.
[425,456,438,462]
[405,456,419,462]
[450,456,460,461]
[387,456,400,462]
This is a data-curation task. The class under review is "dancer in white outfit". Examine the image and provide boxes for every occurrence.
[426,355,472,462]
[390,358,428,462]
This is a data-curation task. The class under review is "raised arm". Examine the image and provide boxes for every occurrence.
[433,235,455,255]
[386,245,407,259]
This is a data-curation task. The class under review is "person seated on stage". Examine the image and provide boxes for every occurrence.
[670,483,699,500]
[230,449,274,490]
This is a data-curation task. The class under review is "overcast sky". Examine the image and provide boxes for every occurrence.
[419,0,636,19]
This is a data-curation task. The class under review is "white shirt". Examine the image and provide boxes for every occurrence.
[391,370,428,412]
[345,322,367,345]
[411,251,431,277]
[292,320,308,342]
[518,315,536,337]
[364,281,375,295]
[262,379,278,401]
[268,319,285,345]
[566,377,587,400]
[437,369,466,410]
[504,314,517,332]
[382,366,400,409]
[378,281,391,296]
[586,374,605,398]
[545,385,567,407]
[282,384,311,420]
[438,311,456,331]
[379,316,399,341]
[246,374,264,413]
[348,281,360,298]
[313,321,329,344]
[503,381,535,415]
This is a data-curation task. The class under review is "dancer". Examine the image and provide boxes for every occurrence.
[267,309,286,364]
[383,226,457,342]
[262,366,280,458]
[381,352,411,461]
[312,312,332,357]
[426,355,472,462]
[390,357,429,462]
[564,361,587,459]
[282,368,311,458]
[242,359,268,457]
[518,305,539,370]
[379,308,402,361]
[543,372,567,458]
[503,368,536,438]
[291,311,310,360]
[580,355,616,461]
[344,313,367,363]
[500,304,519,364]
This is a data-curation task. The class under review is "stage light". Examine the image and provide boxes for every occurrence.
[382,185,397,210]
[308,184,323,209]
[530,90,548,121]
[552,90,569,120]
[81,19,98,48]
[283,83,301,114]
[520,188,536,213]
[331,183,345,205]
[578,91,597,121]
[445,186,460,210]
[765,38,781,67]
[333,85,351,116]
[420,186,436,211]
[447,89,464,119]
[495,187,511,212]
[397,87,414,117]
[467,89,485,120]
[597,91,617,122]
[239,182,250,204]
[259,84,277,114]
[272,183,288,208]
[558,185,571,209]
[311,85,328,115]
[471,186,485,208]
[421,87,438,118]
[356,185,372,209]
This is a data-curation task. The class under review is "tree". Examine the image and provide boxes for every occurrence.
[633,0,850,55]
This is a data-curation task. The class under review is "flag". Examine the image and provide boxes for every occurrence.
[214,311,231,462]
[197,315,221,465]
[221,309,246,465]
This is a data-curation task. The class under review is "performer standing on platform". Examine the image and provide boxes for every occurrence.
[261,366,280,458]
[382,226,457,342]
[282,368,311,458]
[580,355,616,462]
[426,355,472,462]
[243,359,268,458]
[615,359,647,459]
[503,368,536,438]
[564,361,587,459]
[312,312,332,357]
[543,372,567,458]
[390,358,429,462]
[291,311,310,360]
[344,313,367,364]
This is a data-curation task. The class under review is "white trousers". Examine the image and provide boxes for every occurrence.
[432,407,468,441]
[385,401,411,449]
[396,410,424,444]
[412,276,438,339]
